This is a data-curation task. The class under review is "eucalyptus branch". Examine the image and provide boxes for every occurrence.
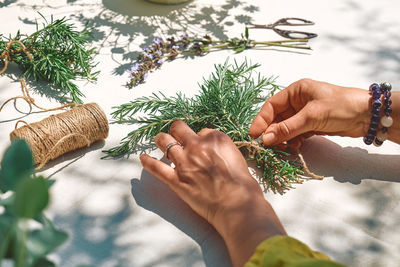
[105,60,305,192]
[0,14,99,103]
[126,28,310,88]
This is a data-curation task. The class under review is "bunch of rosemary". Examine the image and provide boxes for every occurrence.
[0,14,98,103]
[105,60,304,192]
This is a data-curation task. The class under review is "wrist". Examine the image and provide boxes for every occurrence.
[213,184,286,266]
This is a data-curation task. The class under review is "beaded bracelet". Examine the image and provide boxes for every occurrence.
[374,82,393,146]
[363,82,393,146]
[363,83,381,145]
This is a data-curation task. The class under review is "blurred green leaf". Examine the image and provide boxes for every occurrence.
[14,177,49,219]
[45,179,56,188]
[0,213,15,259]
[0,213,14,255]
[32,257,56,267]
[27,223,68,258]
[0,139,34,192]
[245,27,249,39]
[0,193,15,207]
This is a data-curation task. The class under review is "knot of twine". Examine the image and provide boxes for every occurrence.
[234,140,324,181]
[10,103,109,169]
[0,40,33,75]
[0,78,76,113]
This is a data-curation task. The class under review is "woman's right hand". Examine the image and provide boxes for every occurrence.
[249,78,374,149]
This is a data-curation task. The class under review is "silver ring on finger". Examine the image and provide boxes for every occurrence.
[164,141,182,159]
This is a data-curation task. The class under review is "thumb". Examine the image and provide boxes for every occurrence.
[262,109,311,146]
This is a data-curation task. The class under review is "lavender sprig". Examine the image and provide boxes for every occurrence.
[126,28,311,88]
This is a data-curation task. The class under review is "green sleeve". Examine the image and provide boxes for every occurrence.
[245,235,346,267]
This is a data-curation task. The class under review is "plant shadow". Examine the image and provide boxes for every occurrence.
[17,0,261,78]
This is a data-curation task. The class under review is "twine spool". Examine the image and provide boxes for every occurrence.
[10,103,109,169]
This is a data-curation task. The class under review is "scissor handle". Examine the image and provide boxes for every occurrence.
[273,28,318,39]
[274,17,315,26]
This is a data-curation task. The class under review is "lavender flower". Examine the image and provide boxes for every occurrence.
[127,62,141,76]
[156,59,164,67]
[153,37,163,44]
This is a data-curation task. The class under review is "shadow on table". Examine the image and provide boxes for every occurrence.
[253,133,400,263]
[0,62,76,104]
[326,1,400,88]
[130,158,233,267]
[42,140,106,178]
[299,136,400,185]
[287,136,400,266]
[53,195,133,267]
[18,0,259,77]
[0,0,17,8]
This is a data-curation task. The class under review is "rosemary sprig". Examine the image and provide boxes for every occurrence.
[0,14,99,103]
[105,60,304,192]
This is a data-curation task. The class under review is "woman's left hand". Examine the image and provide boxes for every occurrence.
[140,120,285,267]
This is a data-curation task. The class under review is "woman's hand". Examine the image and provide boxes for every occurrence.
[140,120,285,267]
[249,79,372,149]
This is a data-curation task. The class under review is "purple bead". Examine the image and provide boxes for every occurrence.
[372,89,381,99]
[372,108,381,119]
[372,99,382,108]
[372,107,381,114]
[385,99,392,106]
[367,129,377,136]
[384,107,392,115]
[370,124,379,131]
[374,138,384,146]
[384,90,391,98]
[369,83,380,91]
[381,127,388,133]
[364,136,374,145]
[380,82,392,92]
[371,116,380,124]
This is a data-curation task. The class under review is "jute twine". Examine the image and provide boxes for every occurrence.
[10,103,109,169]
[234,140,324,182]
[0,40,33,75]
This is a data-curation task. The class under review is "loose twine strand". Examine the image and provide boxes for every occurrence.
[234,140,324,181]
[0,78,76,113]
[10,103,109,170]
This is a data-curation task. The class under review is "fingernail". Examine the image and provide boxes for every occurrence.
[263,132,276,145]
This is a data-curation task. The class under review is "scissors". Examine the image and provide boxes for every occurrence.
[247,17,318,39]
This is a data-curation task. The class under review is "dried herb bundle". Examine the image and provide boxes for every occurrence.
[126,29,310,88]
[105,60,305,192]
[0,14,99,103]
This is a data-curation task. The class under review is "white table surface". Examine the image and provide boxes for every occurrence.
[1,0,400,266]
